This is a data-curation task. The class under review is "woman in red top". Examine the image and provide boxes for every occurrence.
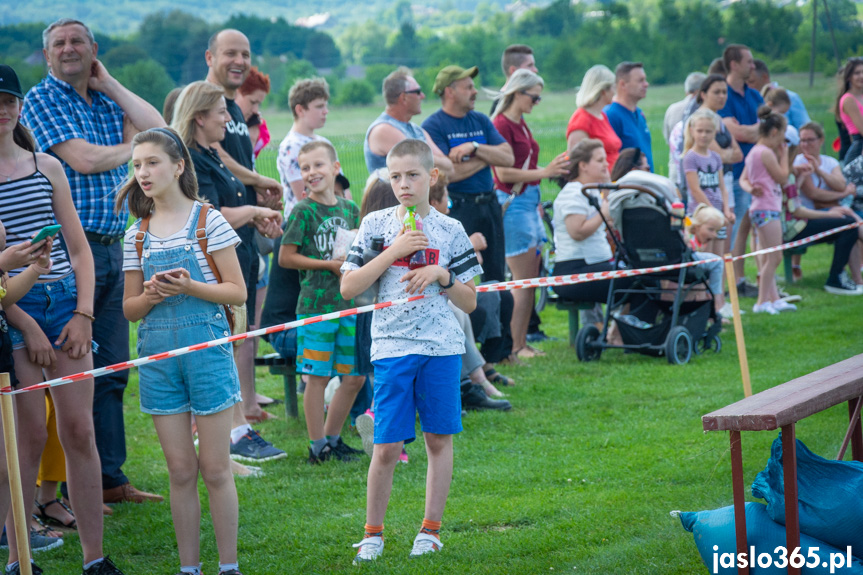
[492,69,568,359]
[566,65,622,169]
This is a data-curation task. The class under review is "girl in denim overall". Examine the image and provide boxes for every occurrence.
[118,128,247,575]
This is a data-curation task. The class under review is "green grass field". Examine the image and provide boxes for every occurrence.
[24,73,863,574]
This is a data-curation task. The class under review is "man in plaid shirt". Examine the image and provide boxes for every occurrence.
[22,18,165,507]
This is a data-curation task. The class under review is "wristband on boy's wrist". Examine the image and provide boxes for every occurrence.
[440,269,456,289]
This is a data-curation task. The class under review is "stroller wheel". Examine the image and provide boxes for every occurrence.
[695,334,722,355]
[576,325,602,362]
[665,326,692,365]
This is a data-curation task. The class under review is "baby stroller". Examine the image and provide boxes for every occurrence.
[574,171,722,365]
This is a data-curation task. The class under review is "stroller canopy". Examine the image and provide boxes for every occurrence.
[608,171,680,236]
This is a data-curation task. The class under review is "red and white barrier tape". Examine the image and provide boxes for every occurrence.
[2,219,860,395]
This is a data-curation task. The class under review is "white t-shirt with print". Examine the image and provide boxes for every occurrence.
[552,181,613,265]
[276,130,334,216]
[793,153,841,210]
[341,206,483,361]
[122,202,240,284]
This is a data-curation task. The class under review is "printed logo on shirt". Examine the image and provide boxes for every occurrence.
[698,168,720,189]
[226,120,250,137]
[387,246,441,267]
[314,216,349,259]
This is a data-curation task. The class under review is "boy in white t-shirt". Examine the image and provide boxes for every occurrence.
[341,140,482,564]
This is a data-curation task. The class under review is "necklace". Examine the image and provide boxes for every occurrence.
[0,149,21,182]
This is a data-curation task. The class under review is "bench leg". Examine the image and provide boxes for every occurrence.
[851,398,863,462]
[782,252,794,284]
[782,424,800,575]
[284,372,298,419]
[729,431,749,575]
[568,309,579,348]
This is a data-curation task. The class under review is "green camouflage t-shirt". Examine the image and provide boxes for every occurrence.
[281,196,360,314]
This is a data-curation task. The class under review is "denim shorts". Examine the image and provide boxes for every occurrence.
[0,311,18,387]
[8,273,77,350]
[372,354,462,445]
[137,311,241,416]
[750,209,781,228]
[496,185,547,258]
[297,315,359,377]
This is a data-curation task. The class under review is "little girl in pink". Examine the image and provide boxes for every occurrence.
[740,106,792,315]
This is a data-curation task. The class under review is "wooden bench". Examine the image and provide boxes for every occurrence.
[556,300,596,348]
[702,354,863,575]
[254,353,299,419]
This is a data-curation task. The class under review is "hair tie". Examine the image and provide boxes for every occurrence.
[149,127,185,154]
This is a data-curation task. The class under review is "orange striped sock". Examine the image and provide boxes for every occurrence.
[364,524,384,538]
[420,519,441,539]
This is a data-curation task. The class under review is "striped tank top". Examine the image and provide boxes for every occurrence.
[0,152,72,279]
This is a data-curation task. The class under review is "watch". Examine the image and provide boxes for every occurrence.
[470,141,480,156]
[440,269,456,289]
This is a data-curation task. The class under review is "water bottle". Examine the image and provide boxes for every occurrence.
[354,236,384,306]
[613,312,652,329]
[670,202,685,231]
[403,206,427,269]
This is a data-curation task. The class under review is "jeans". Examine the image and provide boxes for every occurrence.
[90,241,130,489]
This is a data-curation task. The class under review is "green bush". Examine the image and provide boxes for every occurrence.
[335,79,376,106]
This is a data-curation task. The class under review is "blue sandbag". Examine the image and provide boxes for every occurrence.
[679,502,863,574]
[752,435,863,559]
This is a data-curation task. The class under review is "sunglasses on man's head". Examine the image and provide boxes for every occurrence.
[520,91,541,104]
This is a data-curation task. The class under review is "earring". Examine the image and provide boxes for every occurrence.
[175,173,180,180]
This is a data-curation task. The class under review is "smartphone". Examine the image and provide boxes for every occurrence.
[31,224,62,244]
[154,268,184,283]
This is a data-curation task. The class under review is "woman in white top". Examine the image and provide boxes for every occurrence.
[552,139,629,303]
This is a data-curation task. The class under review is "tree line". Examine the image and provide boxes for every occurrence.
[1,0,861,112]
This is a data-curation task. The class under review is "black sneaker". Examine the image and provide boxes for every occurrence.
[219,570,243,575]
[825,272,863,296]
[736,280,759,298]
[7,562,44,575]
[527,331,558,343]
[308,445,332,465]
[327,440,359,462]
[83,556,124,575]
[462,384,512,411]
[332,437,364,456]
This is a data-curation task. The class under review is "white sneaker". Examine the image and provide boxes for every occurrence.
[353,536,384,564]
[409,533,443,557]
[752,301,778,315]
[718,302,744,318]
[771,299,797,312]
[355,410,375,457]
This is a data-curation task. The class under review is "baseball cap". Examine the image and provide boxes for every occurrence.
[0,65,24,99]
[432,65,479,96]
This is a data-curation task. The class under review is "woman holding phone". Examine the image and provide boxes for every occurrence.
[0,65,119,574]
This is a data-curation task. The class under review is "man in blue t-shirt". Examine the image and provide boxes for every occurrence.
[749,59,810,130]
[604,62,653,172]
[421,65,513,283]
[718,44,763,292]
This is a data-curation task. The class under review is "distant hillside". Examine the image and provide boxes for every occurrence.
[0,0,530,35]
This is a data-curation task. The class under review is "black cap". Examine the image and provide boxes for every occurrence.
[0,65,24,99]
[335,173,350,191]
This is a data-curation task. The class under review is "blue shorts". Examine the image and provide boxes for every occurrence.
[496,185,547,258]
[297,314,358,377]
[372,354,462,445]
[750,209,781,228]
[8,273,77,350]
[137,311,241,416]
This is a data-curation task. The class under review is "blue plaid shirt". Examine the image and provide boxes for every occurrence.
[21,74,129,237]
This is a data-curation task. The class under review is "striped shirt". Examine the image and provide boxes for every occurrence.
[0,160,72,279]
[21,73,129,237]
[122,202,241,284]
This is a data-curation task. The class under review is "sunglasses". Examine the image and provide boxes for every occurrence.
[404,88,423,96]
[520,91,542,104]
